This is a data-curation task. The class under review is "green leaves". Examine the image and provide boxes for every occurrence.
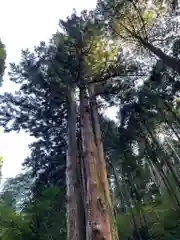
[0,202,31,240]
[0,179,66,240]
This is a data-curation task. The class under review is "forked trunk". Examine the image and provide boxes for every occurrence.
[80,86,113,240]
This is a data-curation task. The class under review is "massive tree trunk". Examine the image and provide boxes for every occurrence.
[80,85,114,240]
[66,88,84,240]
[88,85,118,240]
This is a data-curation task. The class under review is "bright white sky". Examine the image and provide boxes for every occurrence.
[0,0,97,181]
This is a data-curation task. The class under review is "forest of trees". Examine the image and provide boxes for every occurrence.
[0,0,180,239]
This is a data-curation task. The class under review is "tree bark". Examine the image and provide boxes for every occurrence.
[66,88,84,240]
